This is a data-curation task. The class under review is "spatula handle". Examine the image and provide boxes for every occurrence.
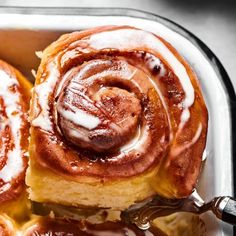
[212,196,236,225]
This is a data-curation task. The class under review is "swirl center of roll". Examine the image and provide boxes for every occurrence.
[55,59,142,153]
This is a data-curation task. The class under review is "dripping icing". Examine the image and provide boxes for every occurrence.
[57,104,100,130]
[32,64,59,131]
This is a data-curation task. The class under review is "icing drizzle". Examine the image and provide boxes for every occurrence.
[0,70,24,183]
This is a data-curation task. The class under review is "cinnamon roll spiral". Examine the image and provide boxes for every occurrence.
[0,60,31,206]
[27,26,208,209]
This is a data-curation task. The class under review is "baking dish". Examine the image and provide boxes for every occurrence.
[0,7,235,236]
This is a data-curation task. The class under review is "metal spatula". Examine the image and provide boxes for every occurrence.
[120,189,236,230]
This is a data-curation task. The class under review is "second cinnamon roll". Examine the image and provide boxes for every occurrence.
[0,60,32,220]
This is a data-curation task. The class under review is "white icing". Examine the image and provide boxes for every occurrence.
[68,129,90,142]
[32,64,58,131]
[120,125,141,153]
[144,53,166,77]
[57,105,100,130]
[0,183,11,193]
[89,29,194,125]
[35,50,43,59]
[80,63,133,84]
[31,69,36,78]
[111,126,149,160]
[32,111,51,130]
[0,71,24,182]
[179,109,190,130]
[55,71,75,98]
[0,149,22,182]
[202,149,208,161]
[135,126,149,153]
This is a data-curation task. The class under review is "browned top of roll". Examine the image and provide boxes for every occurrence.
[30,26,208,197]
[0,60,31,203]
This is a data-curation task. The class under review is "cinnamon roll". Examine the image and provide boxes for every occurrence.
[26,26,208,210]
[0,60,32,219]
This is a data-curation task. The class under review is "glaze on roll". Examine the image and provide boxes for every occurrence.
[0,60,32,218]
[26,26,208,209]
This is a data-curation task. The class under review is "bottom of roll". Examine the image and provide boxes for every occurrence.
[26,161,157,210]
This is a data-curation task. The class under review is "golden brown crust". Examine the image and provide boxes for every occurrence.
[0,60,32,203]
[29,26,208,198]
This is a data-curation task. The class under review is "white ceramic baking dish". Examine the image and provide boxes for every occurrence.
[0,7,235,236]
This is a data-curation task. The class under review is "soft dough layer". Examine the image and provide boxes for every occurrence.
[27,158,156,210]
[27,26,208,209]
